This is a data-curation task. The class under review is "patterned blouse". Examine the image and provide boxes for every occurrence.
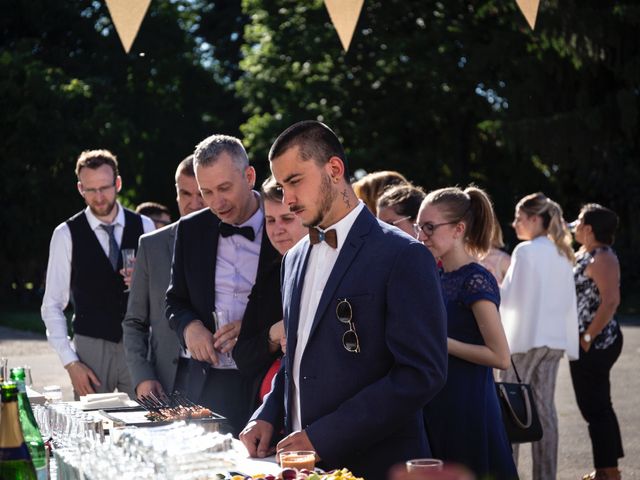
[574,246,620,350]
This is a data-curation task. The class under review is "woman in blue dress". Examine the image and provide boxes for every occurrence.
[415,186,518,480]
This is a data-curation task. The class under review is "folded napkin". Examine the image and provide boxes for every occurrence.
[79,392,131,410]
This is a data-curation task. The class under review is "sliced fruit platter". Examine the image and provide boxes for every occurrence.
[223,468,364,480]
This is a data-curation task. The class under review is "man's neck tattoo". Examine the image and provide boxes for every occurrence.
[341,189,351,209]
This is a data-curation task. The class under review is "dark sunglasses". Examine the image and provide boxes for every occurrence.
[336,299,360,353]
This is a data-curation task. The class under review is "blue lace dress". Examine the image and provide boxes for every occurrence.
[424,263,518,480]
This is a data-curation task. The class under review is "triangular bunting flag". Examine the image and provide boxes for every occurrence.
[516,0,541,30]
[324,0,365,52]
[105,0,152,53]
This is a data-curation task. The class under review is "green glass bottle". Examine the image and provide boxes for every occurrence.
[9,368,48,480]
[0,382,37,480]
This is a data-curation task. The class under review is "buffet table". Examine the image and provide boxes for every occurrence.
[31,396,281,480]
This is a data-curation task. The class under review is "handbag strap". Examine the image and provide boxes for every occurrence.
[497,383,534,429]
[510,357,523,384]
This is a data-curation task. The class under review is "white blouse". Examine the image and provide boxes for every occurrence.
[500,236,579,360]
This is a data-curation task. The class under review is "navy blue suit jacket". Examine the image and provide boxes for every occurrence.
[253,207,447,480]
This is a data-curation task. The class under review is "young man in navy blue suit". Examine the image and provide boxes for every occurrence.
[240,121,448,480]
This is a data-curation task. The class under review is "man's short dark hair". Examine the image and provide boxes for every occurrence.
[268,121,349,179]
[75,149,119,179]
[175,154,196,182]
[135,202,170,218]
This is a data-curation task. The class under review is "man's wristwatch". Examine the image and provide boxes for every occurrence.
[582,333,592,343]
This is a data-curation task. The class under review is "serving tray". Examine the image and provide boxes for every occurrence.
[98,408,228,432]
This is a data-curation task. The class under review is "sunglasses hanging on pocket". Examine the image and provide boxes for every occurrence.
[336,298,360,353]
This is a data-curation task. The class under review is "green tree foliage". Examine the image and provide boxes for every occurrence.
[238,0,640,303]
[0,0,245,301]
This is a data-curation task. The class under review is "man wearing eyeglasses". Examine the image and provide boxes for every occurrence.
[41,149,155,399]
[240,121,448,480]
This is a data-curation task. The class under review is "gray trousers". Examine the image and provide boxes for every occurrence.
[73,334,135,398]
[500,347,564,480]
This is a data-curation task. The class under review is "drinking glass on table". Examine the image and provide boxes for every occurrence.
[121,248,136,292]
[212,310,235,368]
[0,357,7,381]
[22,365,33,387]
[406,458,444,472]
[279,450,317,470]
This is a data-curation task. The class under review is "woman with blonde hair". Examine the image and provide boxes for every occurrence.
[500,192,579,480]
[417,186,517,479]
[352,170,408,213]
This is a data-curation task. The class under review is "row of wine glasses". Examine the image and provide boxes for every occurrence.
[47,414,239,479]
[32,403,104,448]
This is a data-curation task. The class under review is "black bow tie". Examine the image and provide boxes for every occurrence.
[219,222,255,241]
[309,227,338,249]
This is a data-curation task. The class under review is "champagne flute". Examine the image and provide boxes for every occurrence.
[121,248,136,292]
[23,365,33,387]
[0,357,7,382]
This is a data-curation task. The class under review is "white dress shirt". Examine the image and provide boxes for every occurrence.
[213,200,264,369]
[40,203,155,366]
[500,236,579,360]
[291,201,365,431]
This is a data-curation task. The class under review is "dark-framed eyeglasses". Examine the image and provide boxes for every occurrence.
[336,298,360,353]
[413,221,458,238]
[81,183,116,196]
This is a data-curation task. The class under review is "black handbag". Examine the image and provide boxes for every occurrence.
[495,358,543,444]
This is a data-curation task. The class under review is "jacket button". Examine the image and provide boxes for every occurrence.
[172,358,179,365]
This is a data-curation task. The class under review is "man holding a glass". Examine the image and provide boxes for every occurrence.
[41,149,155,398]
[165,134,283,436]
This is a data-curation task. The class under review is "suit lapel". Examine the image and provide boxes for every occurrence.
[307,209,375,341]
[255,221,281,278]
[166,223,177,258]
[202,211,219,324]
[286,240,311,367]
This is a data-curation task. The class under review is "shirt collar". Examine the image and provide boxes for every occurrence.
[85,202,125,230]
[235,191,264,237]
[319,201,365,251]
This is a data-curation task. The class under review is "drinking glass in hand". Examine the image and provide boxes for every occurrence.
[121,248,136,292]
[212,310,235,368]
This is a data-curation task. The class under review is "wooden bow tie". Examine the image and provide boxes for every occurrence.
[309,227,338,248]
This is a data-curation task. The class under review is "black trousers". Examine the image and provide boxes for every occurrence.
[569,333,624,468]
